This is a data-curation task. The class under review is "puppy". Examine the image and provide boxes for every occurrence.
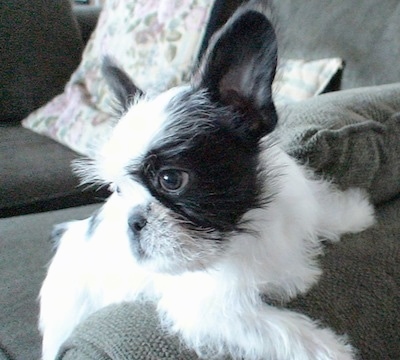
[39,8,374,360]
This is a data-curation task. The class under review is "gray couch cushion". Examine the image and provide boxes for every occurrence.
[0,125,107,217]
[271,0,400,89]
[275,83,400,205]
[0,0,83,122]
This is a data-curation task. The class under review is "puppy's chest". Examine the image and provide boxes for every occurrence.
[150,272,220,310]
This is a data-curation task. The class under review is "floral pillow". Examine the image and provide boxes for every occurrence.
[273,58,343,104]
[23,0,216,157]
[22,0,343,158]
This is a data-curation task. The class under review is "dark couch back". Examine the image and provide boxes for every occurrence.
[270,0,400,89]
[0,0,84,122]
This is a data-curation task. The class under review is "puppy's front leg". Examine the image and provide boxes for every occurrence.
[228,304,355,360]
[170,299,354,360]
[39,204,150,360]
[40,219,93,360]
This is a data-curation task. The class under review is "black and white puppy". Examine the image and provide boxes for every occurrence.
[40,8,374,360]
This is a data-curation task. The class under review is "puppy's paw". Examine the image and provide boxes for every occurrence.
[339,187,375,234]
[319,186,375,242]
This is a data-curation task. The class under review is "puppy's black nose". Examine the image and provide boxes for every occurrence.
[128,209,147,234]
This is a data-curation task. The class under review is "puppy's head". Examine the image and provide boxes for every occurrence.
[82,10,278,274]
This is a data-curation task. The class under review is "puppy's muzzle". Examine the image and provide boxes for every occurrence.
[128,207,148,235]
[128,207,149,259]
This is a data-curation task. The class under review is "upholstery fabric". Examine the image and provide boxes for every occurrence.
[57,302,200,360]
[275,83,400,205]
[0,125,107,218]
[0,0,83,122]
[270,0,400,89]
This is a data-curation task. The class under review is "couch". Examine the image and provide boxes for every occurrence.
[0,0,399,359]
[0,2,105,218]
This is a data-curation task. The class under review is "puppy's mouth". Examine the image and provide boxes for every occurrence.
[129,234,147,261]
[126,210,228,274]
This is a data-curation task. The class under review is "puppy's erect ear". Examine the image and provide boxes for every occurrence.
[102,56,143,113]
[196,10,278,139]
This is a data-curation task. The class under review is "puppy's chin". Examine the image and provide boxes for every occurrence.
[130,229,228,275]
[128,205,228,275]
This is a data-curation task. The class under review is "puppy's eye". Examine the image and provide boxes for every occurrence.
[158,169,189,194]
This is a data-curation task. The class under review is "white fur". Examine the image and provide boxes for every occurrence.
[39,132,374,359]
[95,86,188,186]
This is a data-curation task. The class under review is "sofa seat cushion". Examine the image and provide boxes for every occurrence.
[0,124,107,217]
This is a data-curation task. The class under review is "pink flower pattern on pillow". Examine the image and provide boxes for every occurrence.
[23,0,215,157]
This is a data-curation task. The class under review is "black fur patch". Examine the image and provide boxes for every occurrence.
[129,89,266,233]
[105,9,279,237]
[197,10,278,139]
[102,56,143,114]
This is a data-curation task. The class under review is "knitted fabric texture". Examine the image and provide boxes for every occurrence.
[275,83,400,205]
